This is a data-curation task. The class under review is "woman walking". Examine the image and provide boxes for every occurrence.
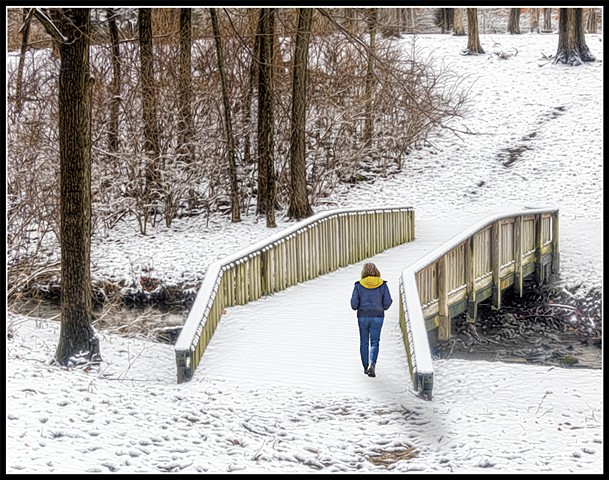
[350,262,393,377]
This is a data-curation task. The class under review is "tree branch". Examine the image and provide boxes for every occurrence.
[32,8,67,43]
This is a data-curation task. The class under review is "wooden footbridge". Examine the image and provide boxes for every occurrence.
[175,207,559,400]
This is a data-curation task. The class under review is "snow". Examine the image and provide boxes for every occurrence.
[6,31,603,474]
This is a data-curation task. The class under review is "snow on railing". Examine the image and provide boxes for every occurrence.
[399,207,559,401]
[175,206,415,383]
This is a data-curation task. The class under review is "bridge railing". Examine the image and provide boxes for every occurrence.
[175,206,415,383]
[398,208,559,400]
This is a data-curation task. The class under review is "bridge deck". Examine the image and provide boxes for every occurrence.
[196,210,497,399]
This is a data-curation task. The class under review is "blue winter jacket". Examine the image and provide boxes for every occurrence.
[350,276,393,318]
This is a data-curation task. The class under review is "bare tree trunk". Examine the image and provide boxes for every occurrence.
[257,8,276,227]
[256,10,267,215]
[178,9,194,163]
[210,8,241,223]
[554,8,595,65]
[287,8,313,221]
[403,8,416,33]
[244,8,261,167]
[139,8,161,231]
[508,8,521,34]
[15,9,32,114]
[378,8,401,37]
[396,8,406,33]
[543,8,553,33]
[363,8,377,148]
[440,8,453,33]
[453,8,465,36]
[529,8,540,33]
[107,8,121,153]
[466,8,485,54]
[586,8,597,33]
[33,8,100,366]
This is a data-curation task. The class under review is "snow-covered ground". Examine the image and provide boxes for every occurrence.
[7,31,603,474]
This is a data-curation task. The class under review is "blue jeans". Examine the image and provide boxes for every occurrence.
[358,317,384,367]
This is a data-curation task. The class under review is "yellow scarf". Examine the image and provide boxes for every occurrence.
[359,276,384,289]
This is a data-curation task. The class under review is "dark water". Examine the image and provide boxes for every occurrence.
[432,304,602,370]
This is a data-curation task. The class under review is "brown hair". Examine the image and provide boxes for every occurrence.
[361,262,381,278]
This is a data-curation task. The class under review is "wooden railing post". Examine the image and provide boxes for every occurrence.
[410,210,415,241]
[252,253,261,301]
[552,212,560,275]
[535,214,544,284]
[332,217,339,271]
[261,248,269,296]
[280,240,287,290]
[289,235,296,286]
[302,226,313,281]
[322,220,329,274]
[514,216,523,297]
[491,221,501,311]
[235,260,245,304]
[437,255,450,340]
[227,264,235,306]
[339,214,347,267]
[370,211,376,254]
[465,236,477,323]
[356,213,361,262]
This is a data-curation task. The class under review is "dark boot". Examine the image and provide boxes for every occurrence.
[367,364,376,377]
[364,365,369,374]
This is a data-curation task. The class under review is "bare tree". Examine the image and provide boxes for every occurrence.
[529,8,540,33]
[243,9,261,168]
[403,8,417,33]
[178,8,194,163]
[453,8,465,36]
[255,10,266,215]
[107,8,121,153]
[554,8,595,66]
[210,8,241,223]
[508,8,521,34]
[542,8,553,33]
[363,8,377,148]
[257,8,276,227]
[287,8,313,220]
[32,8,100,366]
[377,8,403,38]
[465,8,484,55]
[15,8,33,114]
[586,8,597,33]
[438,8,453,34]
[138,8,161,232]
